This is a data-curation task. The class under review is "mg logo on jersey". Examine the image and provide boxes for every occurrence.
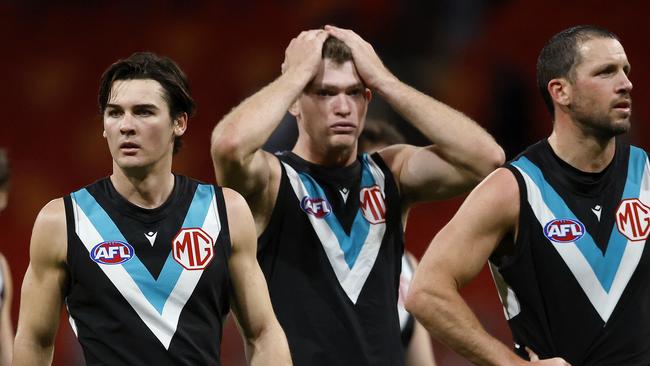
[300,196,332,219]
[544,219,585,243]
[172,228,214,270]
[616,198,650,241]
[90,241,134,265]
[360,186,386,224]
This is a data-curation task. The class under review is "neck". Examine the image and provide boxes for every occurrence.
[110,161,175,209]
[292,136,358,167]
[548,116,617,173]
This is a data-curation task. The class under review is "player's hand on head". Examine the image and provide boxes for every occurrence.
[526,346,571,365]
[324,24,395,89]
[281,28,329,77]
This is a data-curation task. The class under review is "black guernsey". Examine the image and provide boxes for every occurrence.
[258,152,405,366]
[64,175,231,365]
[491,139,650,365]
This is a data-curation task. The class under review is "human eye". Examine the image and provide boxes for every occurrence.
[134,107,155,117]
[596,65,616,77]
[316,89,336,97]
[138,110,153,116]
[347,88,363,96]
[106,108,122,118]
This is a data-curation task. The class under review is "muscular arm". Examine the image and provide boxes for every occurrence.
[13,199,67,365]
[0,254,13,366]
[325,25,505,203]
[405,169,568,366]
[224,188,292,366]
[211,30,329,232]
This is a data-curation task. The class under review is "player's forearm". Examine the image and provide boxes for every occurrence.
[377,78,504,179]
[12,335,55,366]
[211,69,311,167]
[246,322,292,366]
[406,286,524,366]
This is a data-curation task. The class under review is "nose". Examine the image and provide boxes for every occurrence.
[617,72,633,94]
[332,93,351,116]
[119,113,136,135]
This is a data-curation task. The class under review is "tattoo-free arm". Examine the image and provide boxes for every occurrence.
[224,188,292,366]
[13,199,67,365]
[211,30,329,233]
[405,169,570,366]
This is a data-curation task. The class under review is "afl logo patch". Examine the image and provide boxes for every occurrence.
[300,196,332,219]
[90,241,134,265]
[544,219,585,243]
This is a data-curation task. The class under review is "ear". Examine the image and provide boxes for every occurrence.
[365,88,372,103]
[548,78,571,108]
[102,130,107,138]
[173,113,188,137]
[288,99,301,118]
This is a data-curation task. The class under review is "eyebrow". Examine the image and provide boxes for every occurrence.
[308,82,365,91]
[105,103,160,110]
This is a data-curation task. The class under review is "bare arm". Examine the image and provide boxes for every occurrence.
[405,169,569,366]
[13,199,67,366]
[406,321,436,366]
[403,254,436,366]
[325,25,505,203]
[0,254,13,366]
[211,29,329,232]
[224,188,292,366]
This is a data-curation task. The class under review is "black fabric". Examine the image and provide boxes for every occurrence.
[493,139,650,365]
[64,175,232,365]
[258,152,405,366]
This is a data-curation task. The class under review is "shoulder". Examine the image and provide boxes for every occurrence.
[222,187,250,215]
[470,168,519,205]
[30,198,67,263]
[34,198,66,231]
[456,168,520,233]
[221,188,256,248]
[375,144,413,172]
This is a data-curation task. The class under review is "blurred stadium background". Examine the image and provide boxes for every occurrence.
[1,0,647,364]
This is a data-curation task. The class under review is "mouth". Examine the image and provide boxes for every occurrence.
[330,121,356,133]
[613,99,632,113]
[119,142,140,155]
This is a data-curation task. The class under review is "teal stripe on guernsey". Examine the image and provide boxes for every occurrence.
[296,156,376,269]
[72,184,215,314]
[182,184,215,227]
[512,150,645,292]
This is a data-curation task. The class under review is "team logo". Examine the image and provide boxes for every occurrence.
[90,241,134,265]
[360,185,386,224]
[300,196,332,219]
[544,218,585,243]
[616,198,650,241]
[172,228,214,270]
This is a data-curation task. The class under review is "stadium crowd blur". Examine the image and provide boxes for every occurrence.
[1,0,647,364]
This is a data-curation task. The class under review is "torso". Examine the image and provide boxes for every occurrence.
[492,139,650,365]
[64,175,232,365]
[257,152,406,366]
